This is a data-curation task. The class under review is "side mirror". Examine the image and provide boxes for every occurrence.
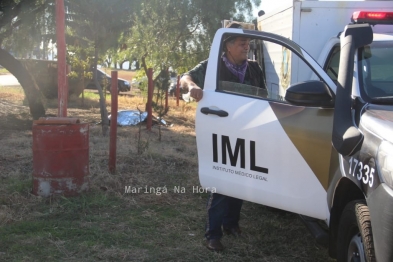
[285,80,335,108]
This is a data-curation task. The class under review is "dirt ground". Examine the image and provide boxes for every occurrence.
[0,86,335,261]
[0,85,198,201]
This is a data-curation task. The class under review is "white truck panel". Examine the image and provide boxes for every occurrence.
[196,91,329,220]
[258,0,393,92]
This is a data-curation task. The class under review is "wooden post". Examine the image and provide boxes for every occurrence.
[176,75,180,106]
[146,68,153,131]
[56,0,67,117]
[109,71,118,173]
[165,87,169,111]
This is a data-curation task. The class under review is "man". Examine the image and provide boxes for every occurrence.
[180,22,266,252]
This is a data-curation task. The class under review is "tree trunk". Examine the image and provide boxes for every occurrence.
[120,60,127,70]
[93,46,109,136]
[0,48,46,120]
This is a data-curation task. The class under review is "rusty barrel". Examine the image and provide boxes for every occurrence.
[32,117,89,197]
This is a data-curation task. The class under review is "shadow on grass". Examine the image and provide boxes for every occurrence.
[45,95,102,110]
[0,112,33,132]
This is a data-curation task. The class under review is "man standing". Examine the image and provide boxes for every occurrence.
[180,22,266,252]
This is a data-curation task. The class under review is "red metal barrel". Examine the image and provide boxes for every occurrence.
[32,117,89,197]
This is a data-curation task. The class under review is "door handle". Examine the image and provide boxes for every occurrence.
[200,107,228,117]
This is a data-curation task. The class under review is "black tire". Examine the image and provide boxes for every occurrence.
[337,200,376,262]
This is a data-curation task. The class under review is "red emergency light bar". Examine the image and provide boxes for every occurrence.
[352,11,393,25]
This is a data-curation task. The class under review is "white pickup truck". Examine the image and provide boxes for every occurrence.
[195,9,393,262]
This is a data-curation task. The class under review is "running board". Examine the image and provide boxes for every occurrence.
[299,215,329,247]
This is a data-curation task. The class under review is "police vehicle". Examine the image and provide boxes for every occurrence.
[195,11,393,262]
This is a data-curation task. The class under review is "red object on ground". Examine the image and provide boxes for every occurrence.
[109,71,118,173]
[34,117,80,125]
[56,0,67,117]
[146,68,153,131]
[32,1,90,197]
[32,118,90,197]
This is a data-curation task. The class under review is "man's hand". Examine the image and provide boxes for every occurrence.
[180,75,204,102]
[190,86,203,102]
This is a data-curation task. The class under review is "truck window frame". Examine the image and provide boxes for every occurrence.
[323,45,340,84]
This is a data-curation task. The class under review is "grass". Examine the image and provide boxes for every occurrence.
[0,67,9,75]
[0,85,335,261]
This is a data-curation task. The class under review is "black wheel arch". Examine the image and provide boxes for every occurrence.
[328,177,365,258]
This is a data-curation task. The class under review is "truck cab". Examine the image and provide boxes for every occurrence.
[195,11,393,262]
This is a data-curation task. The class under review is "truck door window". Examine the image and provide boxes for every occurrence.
[324,45,340,82]
[217,36,323,103]
[358,42,393,99]
[217,36,268,99]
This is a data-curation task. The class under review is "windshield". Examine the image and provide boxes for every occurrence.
[358,40,393,103]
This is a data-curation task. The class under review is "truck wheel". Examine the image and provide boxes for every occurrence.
[337,200,376,262]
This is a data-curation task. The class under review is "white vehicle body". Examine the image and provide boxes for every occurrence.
[257,0,393,99]
[196,27,335,222]
[195,5,393,262]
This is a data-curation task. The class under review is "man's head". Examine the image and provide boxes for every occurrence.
[223,22,250,65]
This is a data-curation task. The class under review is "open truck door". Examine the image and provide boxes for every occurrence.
[195,28,337,221]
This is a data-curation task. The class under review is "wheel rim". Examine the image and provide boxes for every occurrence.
[347,233,366,262]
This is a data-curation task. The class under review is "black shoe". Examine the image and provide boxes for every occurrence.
[206,239,224,252]
[223,226,242,237]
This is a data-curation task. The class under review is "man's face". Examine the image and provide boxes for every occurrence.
[226,37,251,64]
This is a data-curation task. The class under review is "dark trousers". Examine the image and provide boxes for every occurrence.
[205,192,243,240]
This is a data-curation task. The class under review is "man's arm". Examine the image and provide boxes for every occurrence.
[180,60,208,102]
[180,75,204,102]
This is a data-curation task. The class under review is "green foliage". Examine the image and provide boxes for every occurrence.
[127,0,260,78]
[0,0,55,58]
[66,0,134,59]
[152,68,170,115]
[132,70,148,92]
[67,46,93,81]
[65,0,138,135]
